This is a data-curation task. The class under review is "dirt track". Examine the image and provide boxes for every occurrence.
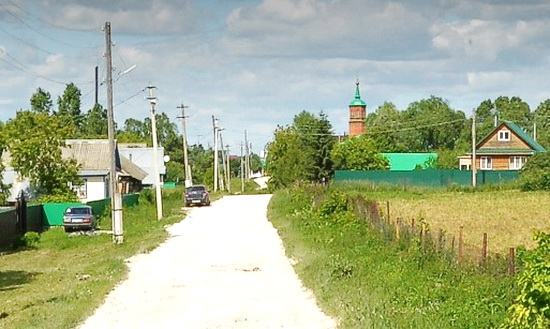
[78,194,336,329]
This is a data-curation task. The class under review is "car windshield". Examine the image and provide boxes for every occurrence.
[65,207,91,215]
[187,186,206,192]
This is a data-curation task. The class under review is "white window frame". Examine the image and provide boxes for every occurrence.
[509,156,527,170]
[498,130,510,141]
[480,156,492,170]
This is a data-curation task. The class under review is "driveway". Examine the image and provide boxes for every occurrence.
[78,194,336,329]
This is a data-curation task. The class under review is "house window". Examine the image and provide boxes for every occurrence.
[73,179,87,199]
[509,156,527,170]
[498,130,510,141]
[480,156,492,170]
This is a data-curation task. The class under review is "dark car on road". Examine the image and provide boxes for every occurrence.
[63,205,96,232]
[184,185,210,207]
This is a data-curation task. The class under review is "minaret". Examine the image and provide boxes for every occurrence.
[348,79,366,136]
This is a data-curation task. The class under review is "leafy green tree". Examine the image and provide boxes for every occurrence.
[519,152,550,191]
[366,102,407,152]
[402,96,467,151]
[495,96,532,132]
[55,82,83,134]
[4,111,80,201]
[293,111,335,182]
[266,126,304,189]
[534,100,550,149]
[80,104,107,138]
[331,135,389,170]
[30,88,53,114]
[501,233,550,329]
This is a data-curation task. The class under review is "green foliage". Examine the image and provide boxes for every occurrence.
[269,186,515,328]
[13,231,41,249]
[30,87,53,114]
[266,111,334,189]
[519,152,550,191]
[5,110,81,200]
[501,233,550,329]
[55,83,83,135]
[331,135,389,170]
[80,104,107,138]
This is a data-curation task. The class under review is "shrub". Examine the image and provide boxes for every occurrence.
[519,152,550,191]
[13,231,41,249]
[501,233,550,328]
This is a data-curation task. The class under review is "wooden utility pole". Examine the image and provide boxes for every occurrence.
[147,84,163,220]
[472,110,477,187]
[177,103,192,187]
[244,130,250,179]
[104,22,123,244]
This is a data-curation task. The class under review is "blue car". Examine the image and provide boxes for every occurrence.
[63,206,97,232]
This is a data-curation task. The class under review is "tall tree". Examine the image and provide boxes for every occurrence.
[331,135,389,170]
[30,88,53,114]
[56,83,83,134]
[366,102,407,152]
[4,111,80,201]
[534,99,550,149]
[80,104,108,138]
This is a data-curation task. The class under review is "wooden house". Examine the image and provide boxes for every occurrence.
[459,121,546,171]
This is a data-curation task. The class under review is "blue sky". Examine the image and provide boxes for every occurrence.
[1,0,550,153]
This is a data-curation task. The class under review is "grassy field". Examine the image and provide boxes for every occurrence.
[334,182,550,254]
[268,186,518,329]
[0,188,188,329]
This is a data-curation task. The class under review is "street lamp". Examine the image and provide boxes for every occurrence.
[147,84,163,220]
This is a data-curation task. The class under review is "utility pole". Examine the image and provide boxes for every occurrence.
[147,84,163,220]
[212,116,219,192]
[94,65,99,105]
[472,109,477,188]
[226,144,231,193]
[177,103,192,187]
[240,142,244,192]
[104,22,123,244]
[218,128,225,191]
[244,130,250,179]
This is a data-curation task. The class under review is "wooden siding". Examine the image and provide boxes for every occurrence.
[474,155,531,170]
[479,127,530,150]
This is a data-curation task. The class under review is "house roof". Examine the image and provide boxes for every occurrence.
[476,121,546,153]
[63,139,147,181]
[381,153,438,171]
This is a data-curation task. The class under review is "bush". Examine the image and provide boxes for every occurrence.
[13,231,41,249]
[520,152,550,191]
[501,233,550,329]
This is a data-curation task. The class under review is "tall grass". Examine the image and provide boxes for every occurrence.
[268,186,517,328]
[0,188,186,329]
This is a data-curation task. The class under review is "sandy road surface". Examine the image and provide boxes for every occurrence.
[78,195,336,329]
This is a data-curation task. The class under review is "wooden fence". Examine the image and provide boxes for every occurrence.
[348,195,517,275]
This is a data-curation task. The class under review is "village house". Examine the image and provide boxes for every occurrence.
[459,121,546,171]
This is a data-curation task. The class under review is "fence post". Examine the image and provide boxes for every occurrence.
[508,248,516,276]
[438,228,444,252]
[480,233,488,266]
[458,226,464,265]
[411,218,415,236]
[420,221,427,249]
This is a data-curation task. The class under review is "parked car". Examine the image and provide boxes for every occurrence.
[184,185,210,207]
[63,205,96,232]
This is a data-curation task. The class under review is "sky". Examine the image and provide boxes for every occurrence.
[1,0,550,155]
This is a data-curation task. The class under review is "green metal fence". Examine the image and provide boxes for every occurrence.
[333,169,519,187]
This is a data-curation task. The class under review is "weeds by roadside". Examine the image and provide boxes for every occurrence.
[268,185,517,328]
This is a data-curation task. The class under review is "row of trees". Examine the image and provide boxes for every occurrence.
[266,95,550,189]
[0,83,262,202]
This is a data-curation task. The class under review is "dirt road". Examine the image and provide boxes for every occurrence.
[78,195,336,329]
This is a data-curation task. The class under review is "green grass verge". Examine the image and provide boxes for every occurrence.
[268,186,517,329]
[0,188,186,329]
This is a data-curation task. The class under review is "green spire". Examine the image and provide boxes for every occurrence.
[349,79,366,106]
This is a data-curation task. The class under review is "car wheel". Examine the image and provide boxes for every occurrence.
[64,227,72,233]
